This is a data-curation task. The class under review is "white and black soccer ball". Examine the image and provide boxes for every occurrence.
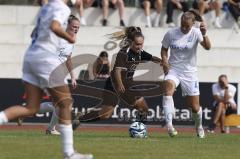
[129,122,147,138]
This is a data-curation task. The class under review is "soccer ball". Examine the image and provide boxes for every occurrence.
[129,122,147,138]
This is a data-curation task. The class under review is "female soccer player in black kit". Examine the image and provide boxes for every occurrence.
[73,26,162,130]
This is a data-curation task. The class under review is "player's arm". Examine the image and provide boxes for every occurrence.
[50,20,76,43]
[66,55,77,89]
[114,67,125,93]
[161,46,170,74]
[223,87,232,103]
[213,94,231,104]
[199,22,211,50]
[151,56,162,64]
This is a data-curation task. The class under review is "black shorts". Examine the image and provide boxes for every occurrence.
[139,0,156,9]
[102,77,141,106]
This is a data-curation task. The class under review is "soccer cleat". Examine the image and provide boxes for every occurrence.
[64,152,93,159]
[72,120,81,131]
[168,127,178,137]
[72,112,82,130]
[17,118,23,126]
[196,126,205,138]
[46,129,61,135]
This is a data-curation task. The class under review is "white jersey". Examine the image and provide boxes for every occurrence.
[25,0,71,58]
[162,27,203,73]
[58,39,74,62]
[212,83,237,105]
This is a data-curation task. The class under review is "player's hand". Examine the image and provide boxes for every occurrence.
[200,22,207,36]
[71,78,77,89]
[162,61,170,75]
[117,84,125,93]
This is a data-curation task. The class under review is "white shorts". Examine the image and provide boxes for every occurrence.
[164,69,200,96]
[22,54,68,89]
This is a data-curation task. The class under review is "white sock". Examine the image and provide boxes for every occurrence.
[59,124,75,157]
[0,111,8,125]
[48,107,59,131]
[162,96,175,129]
[146,16,152,27]
[192,107,202,128]
[38,102,55,114]
[153,13,161,27]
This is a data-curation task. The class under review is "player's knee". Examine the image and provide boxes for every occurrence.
[55,97,73,110]
[164,81,175,95]
[25,106,39,116]
[100,110,114,119]
[218,102,225,108]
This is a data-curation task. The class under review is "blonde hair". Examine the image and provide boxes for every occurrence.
[107,26,143,49]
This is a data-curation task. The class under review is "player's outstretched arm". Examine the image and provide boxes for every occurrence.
[151,56,162,64]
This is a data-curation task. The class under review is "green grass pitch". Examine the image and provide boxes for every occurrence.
[0,130,240,159]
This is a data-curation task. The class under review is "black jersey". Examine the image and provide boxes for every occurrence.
[111,48,152,82]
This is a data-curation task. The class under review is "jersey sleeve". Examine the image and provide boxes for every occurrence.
[114,52,127,70]
[141,50,153,61]
[161,31,171,49]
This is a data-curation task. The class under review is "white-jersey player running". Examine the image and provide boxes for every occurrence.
[0,0,93,159]
[161,10,211,138]
[18,15,80,136]
[44,14,79,135]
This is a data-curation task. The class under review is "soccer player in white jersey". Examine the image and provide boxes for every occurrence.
[161,10,211,138]
[0,0,93,159]
[18,15,80,136]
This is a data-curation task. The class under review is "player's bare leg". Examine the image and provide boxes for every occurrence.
[48,85,93,159]
[0,82,43,125]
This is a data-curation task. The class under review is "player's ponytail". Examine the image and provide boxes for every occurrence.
[68,14,80,24]
[187,9,203,22]
[107,26,143,49]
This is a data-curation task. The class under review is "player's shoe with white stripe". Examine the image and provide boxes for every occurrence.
[64,152,93,159]
[46,129,60,135]
[168,127,178,137]
[196,126,205,138]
